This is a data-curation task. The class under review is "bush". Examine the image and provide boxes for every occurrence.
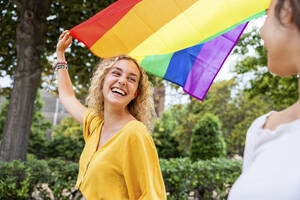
[0,158,51,200]
[46,116,84,162]
[160,157,242,200]
[0,92,52,159]
[190,113,226,161]
[153,110,184,158]
[0,157,241,200]
[0,157,80,200]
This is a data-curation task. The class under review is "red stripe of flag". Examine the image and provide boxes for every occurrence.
[70,0,142,48]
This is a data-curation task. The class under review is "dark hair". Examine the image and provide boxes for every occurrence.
[275,0,300,32]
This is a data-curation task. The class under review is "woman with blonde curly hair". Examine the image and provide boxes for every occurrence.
[55,31,166,200]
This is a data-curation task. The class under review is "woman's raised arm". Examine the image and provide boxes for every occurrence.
[55,30,87,124]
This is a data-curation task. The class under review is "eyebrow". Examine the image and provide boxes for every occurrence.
[112,66,138,77]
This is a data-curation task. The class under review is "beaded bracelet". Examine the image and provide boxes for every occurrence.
[55,64,68,71]
[52,61,67,70]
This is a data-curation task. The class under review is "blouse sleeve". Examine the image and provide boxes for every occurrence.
[122,122,167,200]
[82,109,100,142]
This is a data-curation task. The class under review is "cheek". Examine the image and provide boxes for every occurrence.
[129,84,139,98]
[102,79,108,92]
[102,77,113,94]
[260,20,272,47]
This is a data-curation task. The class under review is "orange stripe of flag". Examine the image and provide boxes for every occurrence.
[88,0,198,57]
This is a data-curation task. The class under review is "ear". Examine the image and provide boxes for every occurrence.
[281,2,294,24]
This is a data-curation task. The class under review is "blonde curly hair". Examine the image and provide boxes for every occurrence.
[86,55,156,130]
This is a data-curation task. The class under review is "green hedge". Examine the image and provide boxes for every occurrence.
[0,156,79,200]
[0,157,241,200]
[160,158,242,200]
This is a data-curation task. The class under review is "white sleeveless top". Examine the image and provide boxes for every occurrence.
[228,112,300,200]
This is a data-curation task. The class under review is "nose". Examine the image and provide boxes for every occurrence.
[118,76,127,86]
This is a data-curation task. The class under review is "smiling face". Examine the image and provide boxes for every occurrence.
[102,59,141,109]
[260,0,300,76]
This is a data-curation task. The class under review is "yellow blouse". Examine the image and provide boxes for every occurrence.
[76,109,166,200]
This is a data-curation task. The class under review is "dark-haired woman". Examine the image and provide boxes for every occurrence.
[228,0,300,199]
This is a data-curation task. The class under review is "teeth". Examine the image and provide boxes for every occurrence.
[112,88,126,96]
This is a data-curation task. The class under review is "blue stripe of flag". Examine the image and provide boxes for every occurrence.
[164,43,204,86]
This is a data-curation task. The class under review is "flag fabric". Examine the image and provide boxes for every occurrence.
[70,0,270,100]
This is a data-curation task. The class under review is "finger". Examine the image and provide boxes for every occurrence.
[59,32,66,40]
[66,36,72,45]
[59,30,69,40]
[61,32,69,41]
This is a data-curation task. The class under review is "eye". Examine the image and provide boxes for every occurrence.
[112,71,121,76]
[128,77,136,82]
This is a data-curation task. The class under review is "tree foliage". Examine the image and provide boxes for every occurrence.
[1,0,164,161]
[190,113,226,161]
[0,0,162,100]
[46,116,84,161]
[160,79,273,157]
[153,110,184,159]
[0,1,18,97]
[0,92,52,159]
[233,28,298,110]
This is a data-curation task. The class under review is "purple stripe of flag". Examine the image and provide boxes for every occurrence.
[183,23,248,100]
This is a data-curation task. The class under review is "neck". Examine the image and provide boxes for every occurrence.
[103,103,132,127]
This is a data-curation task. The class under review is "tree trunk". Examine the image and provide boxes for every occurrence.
[153,84,165,118]
[0,0,51,161]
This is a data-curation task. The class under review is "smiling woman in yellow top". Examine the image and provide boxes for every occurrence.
[55,31,166,200]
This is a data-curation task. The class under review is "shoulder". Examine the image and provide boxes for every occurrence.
[123,120,154,144]
[242,112,273,170]
[84,108,99,121]
[244,111,274,150]
[247,111,274,134]
[83,108,103,140]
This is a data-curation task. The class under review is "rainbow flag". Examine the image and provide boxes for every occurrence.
[70,0,270,100]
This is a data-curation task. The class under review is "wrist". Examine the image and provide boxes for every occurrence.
[53,61,68,71]
[56,51,66,61]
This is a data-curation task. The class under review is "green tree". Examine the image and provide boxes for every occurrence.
[0,92,52,159]
[228,93,273,155]
[0,101,9,139]
[27,92,52,159]
[0,0,125,161]
[233,28,298,110]
[185,79,274,156]
[163,80,238,155]
[0,0,164,161]
[190,113,226,161]
[153,110,184,158]
[46,116,84,161]
[0,0,54,161]
[189,80,238,139]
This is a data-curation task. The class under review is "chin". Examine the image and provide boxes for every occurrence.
[106,97,130,108]
[268,65,295,77]
[267,52,297,77]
